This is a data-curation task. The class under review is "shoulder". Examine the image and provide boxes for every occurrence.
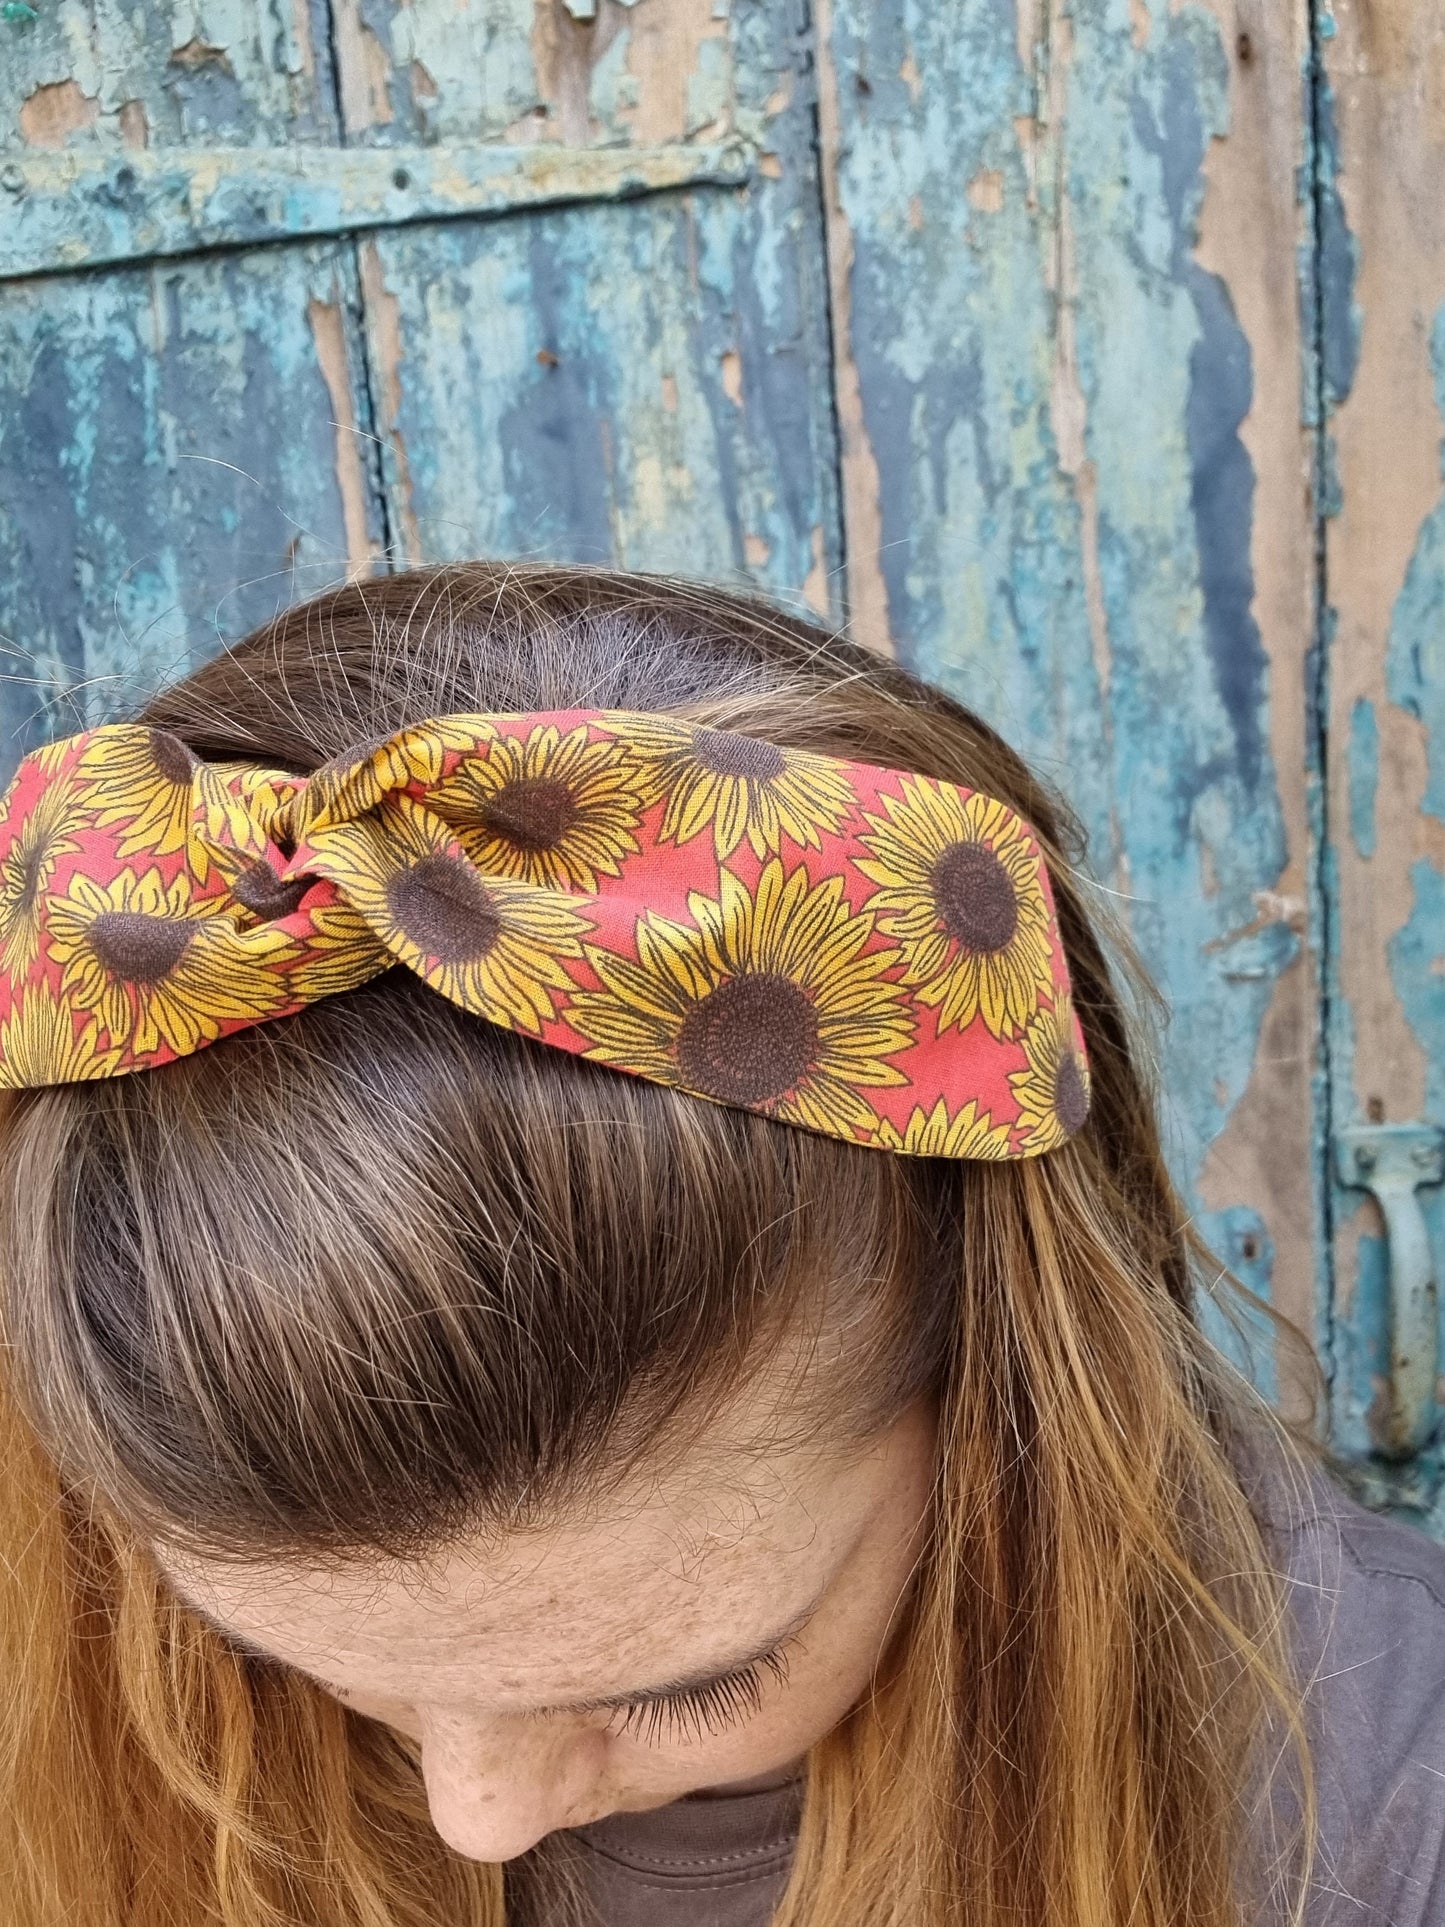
[1280,1469,1445,1672]
[1272,1472,1445,1926]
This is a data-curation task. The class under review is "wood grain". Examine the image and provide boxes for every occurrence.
[1321,0,1445,1494]
[819,0,1317,1383]
[354,0,840,604]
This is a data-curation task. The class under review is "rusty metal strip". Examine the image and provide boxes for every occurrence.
[0,140,753,282]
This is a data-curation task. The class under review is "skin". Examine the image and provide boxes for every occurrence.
[160,1396,937,1864]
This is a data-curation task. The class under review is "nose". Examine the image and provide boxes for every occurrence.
[418,1709,609,1862]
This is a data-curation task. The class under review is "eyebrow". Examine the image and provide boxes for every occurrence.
[170,1583,827,1715]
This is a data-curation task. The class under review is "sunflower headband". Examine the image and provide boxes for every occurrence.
[0,711,1090,1158]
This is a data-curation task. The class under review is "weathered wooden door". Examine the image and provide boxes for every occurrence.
[1315,2,1445,1525]
[3,0,1444,1520]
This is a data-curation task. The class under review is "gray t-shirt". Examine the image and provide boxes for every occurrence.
[567,1477,1445,1926]
[572,1780,800,1927]
[1287,1479,1445,1922]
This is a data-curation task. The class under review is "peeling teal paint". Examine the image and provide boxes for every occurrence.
[1339,1222,1392,1459]
[687,36,731,136]
[362,0,838,601]
[1383,855,1445,1519]
[1140,26,1272,799]
[383,0,538,141]
[1385,305,1445,827]
[0,245,372,760]
[0,1,838,781]
[1,0,340,153]
[1348,696,1378,858]
[0,141,753,281]
[1302,0,1379,1484]
[366,178,830,582]
[1310,73,1361,414]
[587,28,638,130]
[1390,860,1445,1119]
[1319,823,1380,1466]
[1376,300,1445,1519]
[1329,298,1445,1503]
[828,0,1292,1290]
[827,0,1109,848]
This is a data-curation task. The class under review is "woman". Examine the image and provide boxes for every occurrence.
[1,565,1441,1926]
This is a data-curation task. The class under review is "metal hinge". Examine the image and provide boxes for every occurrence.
[1336,1124,1445,1459]
[0,139,755,283]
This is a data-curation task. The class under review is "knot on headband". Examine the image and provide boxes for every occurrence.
[0,710,1090,1158]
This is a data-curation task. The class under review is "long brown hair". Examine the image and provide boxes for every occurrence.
[0,565,1308,1925]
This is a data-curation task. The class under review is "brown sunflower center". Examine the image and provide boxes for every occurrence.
[1054,1049,1090,1135]
[675,971,820,1106]
[478,777,580,852]
[691,728,788,782]
[386,853,502,964]
[231,859,312,922]
[930,840,1019,953]
[15,839,47,910]
[149,729,196,786]
[87,910,192,983]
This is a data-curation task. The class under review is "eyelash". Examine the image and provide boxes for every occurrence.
[607,1645,793,1747]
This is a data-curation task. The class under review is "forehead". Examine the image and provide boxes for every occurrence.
[162,1426,895,1707]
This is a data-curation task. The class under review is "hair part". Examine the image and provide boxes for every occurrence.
[0,563,1310,1926]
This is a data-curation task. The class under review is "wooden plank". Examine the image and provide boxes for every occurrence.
[0,0,739,164]
[817,0,1319,1371]
[0,0,837,763]
[0,139,752,280]
[1318,0,1445,1504]
[325,0,732,148]
[1,0,338,154]
[0,1,394,780]
[1189,0,1323,1409]
[0,244,382,766]
[353,0,840,609]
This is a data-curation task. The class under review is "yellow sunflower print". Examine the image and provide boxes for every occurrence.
[602,715,855,861]
[1009,994,1091,1155]
[855,778,1054,1039]
[219,763,296,828]
[290,714,492,840]
[304,795,589,1035]
[0,779,81,978]
[287,896,393,1003]
[429,721,656,892]
[567,858,913,1138]
[44,866,299,1059]
[187,761,298,884]
[0,991,121,1087]
[73,726,198,865]
[30,734,81,780]
[873,1097,1013,1160]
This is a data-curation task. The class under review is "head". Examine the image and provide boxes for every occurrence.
[0,566,1304,1927]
